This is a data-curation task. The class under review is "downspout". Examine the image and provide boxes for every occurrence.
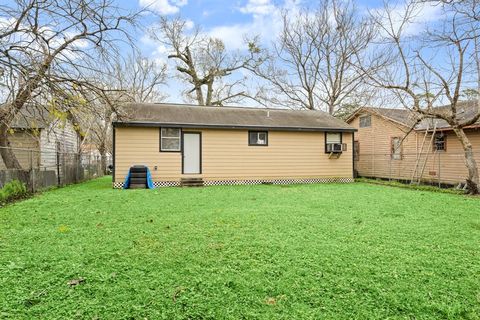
[112,125,116,184]
[352,132,355,179]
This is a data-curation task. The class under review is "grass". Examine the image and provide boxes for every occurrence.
[0,177,479,319]
[355,178,467,195]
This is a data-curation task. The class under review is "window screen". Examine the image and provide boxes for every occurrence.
[249,131,268,146]
[359,115,371,128]
[160,128,181,151]
[391,137,402,160]
[326,132,342,144]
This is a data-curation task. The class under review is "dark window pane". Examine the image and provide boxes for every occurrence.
[249,131,267,145]
[433,133,446,151]
[359,115,371,128]
[161,128,180,138]
[161,138,180,151]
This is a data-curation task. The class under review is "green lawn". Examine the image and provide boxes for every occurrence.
[0,178,479,319]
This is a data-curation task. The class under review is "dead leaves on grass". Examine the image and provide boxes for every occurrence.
[57,225,70,233]
[265,295,286,306]
[67,277,85,287]
[172,286,186,303]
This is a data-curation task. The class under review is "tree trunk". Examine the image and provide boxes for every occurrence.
[99,144,107,175]
[328,103,335,115]
[453,127,479,194]
[205,79,213,106]
[0,124,23,169]
[195,84,205,106]
[101,153,107,175]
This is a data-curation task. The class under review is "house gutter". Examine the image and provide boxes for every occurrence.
[112,121,357,133]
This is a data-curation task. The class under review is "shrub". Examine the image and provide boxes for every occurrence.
[0,180,28,204]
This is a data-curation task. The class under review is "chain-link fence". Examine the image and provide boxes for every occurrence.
[0,146,110,192]
[354,152,475,188]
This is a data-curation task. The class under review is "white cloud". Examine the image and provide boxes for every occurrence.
[374,1,445,36]
[208,0,300,51]
[139,0,188,15]
[239,0,275,16]
[184,19,194,30]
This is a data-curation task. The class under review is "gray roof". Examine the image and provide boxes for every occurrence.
[0,103,49,129]
[416,100,480,130]
[363,107,419,128]
[349,101,480,131]
[115,103,355,132]
[12,114,47,129]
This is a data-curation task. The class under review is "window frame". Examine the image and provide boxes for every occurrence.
[433,132,447,152]
[359,115,372,128]
[248,130,269,146]
[325,132,344,153]
[390,136,403,160]
[160,127,182,152]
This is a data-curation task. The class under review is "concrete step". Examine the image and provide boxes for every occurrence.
[130,183,147,189]
[180,178,204,187]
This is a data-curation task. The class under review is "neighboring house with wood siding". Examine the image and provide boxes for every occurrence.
[346,101,480,186]
[112,103,356,188]
[1,110,79,170]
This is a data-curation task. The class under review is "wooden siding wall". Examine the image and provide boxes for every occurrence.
[350,112,480,184]
[40,121,79,168]
[0,130,41,170]
[114,127,353,182]
[419,129,480,184]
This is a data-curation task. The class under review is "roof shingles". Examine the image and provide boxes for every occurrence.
[115,103,355,132]
[350,101,480,131]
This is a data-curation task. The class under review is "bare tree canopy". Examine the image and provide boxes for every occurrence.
[249,0,376,114]
[84,52,168,172]
[0,0,140,169]
[107,53,168,103]
[149,16,265,106]
[363,0,480,194]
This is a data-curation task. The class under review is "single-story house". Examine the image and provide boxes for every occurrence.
[346,101,480,186]
[112,103,356,188]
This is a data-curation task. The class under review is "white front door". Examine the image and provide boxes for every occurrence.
[183,133,201,174]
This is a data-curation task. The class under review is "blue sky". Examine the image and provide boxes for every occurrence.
[0,0,447,105]
[124,0,389,54]
[112,0,446,104]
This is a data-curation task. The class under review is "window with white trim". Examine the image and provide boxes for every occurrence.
[160,128,181,151]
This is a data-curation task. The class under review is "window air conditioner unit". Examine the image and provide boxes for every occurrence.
[326,143,346,153]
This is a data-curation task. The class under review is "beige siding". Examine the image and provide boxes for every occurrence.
[423,129,480,184]
[115,127,181,181]
[350,113,419,180]
[349,112,480,185]
[0,130,40,170]
[114,127,353,182]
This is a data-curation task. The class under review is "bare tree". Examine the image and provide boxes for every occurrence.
[0,0,140,170]
[110,53,168,103]
[150,16,265,106]
[79,53,167,173]
[249,0,376,114]
[364,0,480,194]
